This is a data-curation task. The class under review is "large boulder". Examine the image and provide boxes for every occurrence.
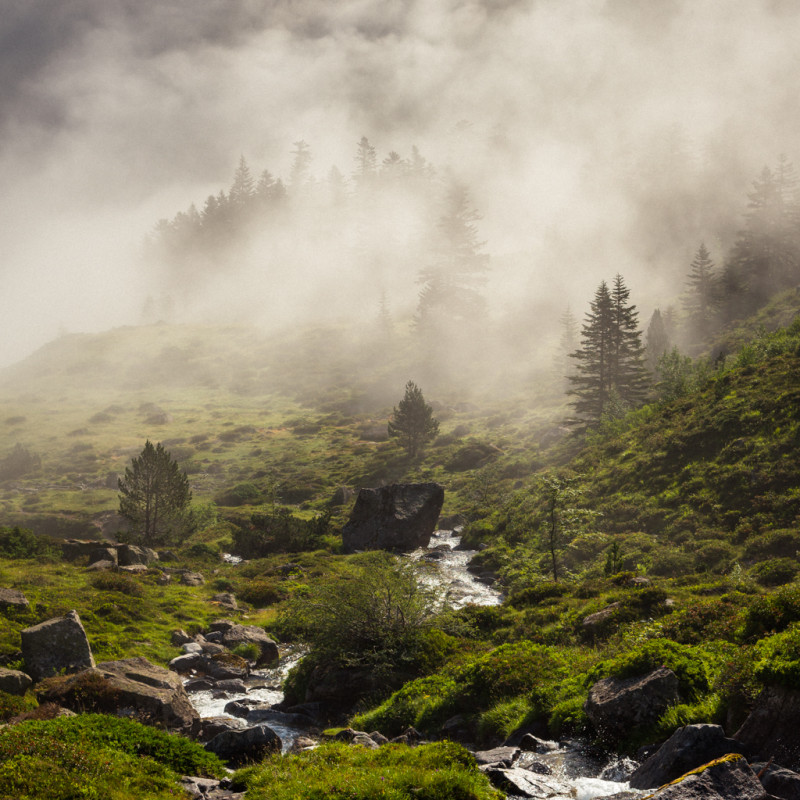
[204,724,281,766]
[0,666,32,695]
[629,724,747,789]
[341,482,444,553]
[645,755,769,799]
[218,624,279,666]
[736,685,800,771]
[21,610,95,682]
[117,544,159,566]
[36,656,199,732]
[753,762,800,800]
[584,667,679,743]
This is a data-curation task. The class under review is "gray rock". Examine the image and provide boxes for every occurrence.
[208,619,236,633]
[472,746,520,766]
[630,724,746,789]
[157,572,171,585]
[518,733,558,753]
[169,653,204,673]
[170,629,193,646]
[753,762,800,800]
[584,667,679,743]
[21,610,95,681]
[736,685,800,771]
[37,656,199,732]
[482,766,573,798]
[212,592,238,610]
[341,482,445,553]
[0,587,29,609]
[181,571,205,586]
[88,546,118,566]
[180,775,245,800]
[214,678,248,694]
[581,602,622,638]
[85,559,116,571]
[205,724,282,766]
[119,564,149,574]
[205,653,249,681]
[197,716,249,742]
[245,708,317,730]
[117,544,159,566]
[0,666,32,695]
[181,642,203,654]
[645,755,769,799]
[219,625,279,667]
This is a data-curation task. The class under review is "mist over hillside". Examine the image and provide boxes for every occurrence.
[2,1,800,371]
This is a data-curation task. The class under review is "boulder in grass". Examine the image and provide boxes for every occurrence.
[736,685,800,772]
[21,610,95,682]
[117,544,158,566]
[219,625,279,666]
[0,666,32,695]
[0,588,29,610]
[341,483,444,553]
[36,656,199,733]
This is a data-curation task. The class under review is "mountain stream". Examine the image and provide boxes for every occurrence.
[189,532,639,798]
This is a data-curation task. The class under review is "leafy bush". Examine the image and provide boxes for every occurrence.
[237,579,284,607]
[750,558,800,587]
[0,527,60,560]
[508,582,570,609]
[0,690,37,722]
[232,508,330,556]
[232,741,503,800]
[740,585,800,639]
[754,624,800,689]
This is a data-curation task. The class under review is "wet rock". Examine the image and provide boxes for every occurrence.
[341,483,444,553]
[584,667,679,743]
[214,678,247,694]
[184,678,214,692]
[518,734,558,753]
[223,699,257,718]
[0,587,29,609]
[169,653,204,673]
[483,766,573,798]
[291,736,318,751]
[645,755,769,799]
[0,666,32,695]
[37,656,198,732]
[629,723,747,789]
[246,708,317,730]
[198,716,249,742]
[21,609,95,681]
[753,762,800,800]
[472,746,520,767]
[180,775,244,800]
[205,724,282,766]
[736,685,800,771]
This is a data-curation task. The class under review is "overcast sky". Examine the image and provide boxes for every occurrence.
[2,0,800,366]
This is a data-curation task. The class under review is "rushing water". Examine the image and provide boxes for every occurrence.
[191,540,639,797]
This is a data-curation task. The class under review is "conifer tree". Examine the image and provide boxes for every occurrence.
[388,382,439,459]
[682,243,717,347]
[568,275,647,429]
[645,308,670,373]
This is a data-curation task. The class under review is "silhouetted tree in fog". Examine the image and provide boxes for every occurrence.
[682,243,718,349]
[645,308,670,373]
[388,381,439,459]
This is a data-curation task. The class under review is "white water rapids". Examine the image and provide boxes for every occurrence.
[189,533,639,797]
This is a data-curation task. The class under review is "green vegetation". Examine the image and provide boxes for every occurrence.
[232,741,503,800]
[0,714,223,800]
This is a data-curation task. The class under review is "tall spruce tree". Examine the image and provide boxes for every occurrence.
[682,243,717,348]
[388,381,440,459]
[568,275,647,429]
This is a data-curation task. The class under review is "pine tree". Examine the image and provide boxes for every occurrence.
[415,181,489,333]
[610,274,648,406]
[353,136,377,187]
[645,308,670,373]
[229,156,255,207]
[387,381,440,459]
[568,275,647,429]
[682,243,717,348]
[118,440,193,547]
[289,140,312,190]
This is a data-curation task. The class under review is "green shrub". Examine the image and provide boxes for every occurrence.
[0,527,60,560]
[0,714,224,800]
[754,624,800,689]
[508,582,570,609]
[548,695,589,738]
[741,585,800,639]
[90,571,145,597]
[232,643,261,662]
[0,690,37,722]
[589,639,711,701]
[744,529,800,560]
[215,482,264,506]
[750,558,800,587]
[237,579,284,607]
[232,741,503,800]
